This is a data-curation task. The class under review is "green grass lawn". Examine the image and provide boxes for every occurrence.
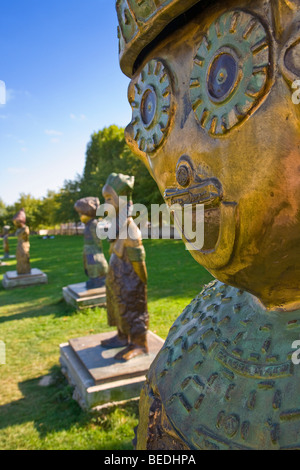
[0,235,213,450]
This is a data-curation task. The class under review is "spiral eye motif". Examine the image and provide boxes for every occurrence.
[129,59,172,154]
[190,10,272,136]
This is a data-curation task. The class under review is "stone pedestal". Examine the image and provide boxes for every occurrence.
[2,268,48,289]
[59,330,164,410]
[62,282,106,310]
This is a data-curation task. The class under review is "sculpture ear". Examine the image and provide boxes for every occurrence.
[279,35,300,84]
[273,0,300,84]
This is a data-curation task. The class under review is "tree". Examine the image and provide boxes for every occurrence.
[81,125,163,208]
[55,176,82,224]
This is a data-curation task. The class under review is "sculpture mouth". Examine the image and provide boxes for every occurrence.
[164,179,223,208]
[163,155,238,270]
[164,154,223,208]
[164,181,222,253]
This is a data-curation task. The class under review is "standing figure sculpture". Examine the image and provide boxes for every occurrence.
[101,173,149,361]
[3,225,10,259]
[13,209,30,275]
[74,197,108,290]
[116,0,300,450]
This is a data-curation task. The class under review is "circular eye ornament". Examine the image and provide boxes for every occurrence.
[128,59,172,154]
[190,10,272,136]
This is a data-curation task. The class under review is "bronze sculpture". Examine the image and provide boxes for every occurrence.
[74,197,108,289]
[116,0,300,450]
[2,225,10,259]
[13,209,31,275]
[101,173,149,361]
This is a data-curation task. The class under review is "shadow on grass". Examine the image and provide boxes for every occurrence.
[0,365,138,449]
[0,297,83,324]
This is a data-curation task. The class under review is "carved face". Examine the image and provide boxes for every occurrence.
[102,184,120,213]
[124,0,300,309]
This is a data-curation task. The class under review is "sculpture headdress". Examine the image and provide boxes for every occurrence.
[105,173,135,198]
[13,208,26,225]
[74,197,100,218]
[116,0,300,79]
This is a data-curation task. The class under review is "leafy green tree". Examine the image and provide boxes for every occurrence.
[13,193,44,231]
[81,125,163,208]
[55,176,82,224]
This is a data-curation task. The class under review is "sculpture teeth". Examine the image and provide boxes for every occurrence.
[200,109,210,127]
[214,19,222,38]
[147,61,154,75]
[194,55,205,68]
[159,72,168,84]
[154,61,162,76]
[229,11,240,33]
[134,128,141,140]
[134,83,143,95]
[190,78,201,89]
[192,99,202,112]
[243,18,257,40]
[162,86,170,98]
[209,116,218,135]
[138,137,145,151]
[252,47,269,69]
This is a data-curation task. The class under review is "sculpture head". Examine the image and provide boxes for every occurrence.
[102,173,135,214]
[116,0,300,310]
[13,209,26,228]
[74,197,100,224]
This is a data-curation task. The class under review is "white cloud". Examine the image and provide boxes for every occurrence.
[6,167,26,175]
[70,113,87,121]
[50,138,60,144]
[45,129,63,136]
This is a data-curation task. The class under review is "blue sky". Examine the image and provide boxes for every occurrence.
[0,0,131,205]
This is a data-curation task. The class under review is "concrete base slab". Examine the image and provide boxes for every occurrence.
[63,282,106,310]
[2,268,48,289]
[59,330,164,410]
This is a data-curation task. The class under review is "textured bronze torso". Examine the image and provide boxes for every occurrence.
[137,280,300,450]
[106,247,148,337]
[16,225,30,275]
[83,218,108,281]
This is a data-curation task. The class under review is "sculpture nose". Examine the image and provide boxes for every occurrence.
[175,155,195,188]
[176,164,191,188]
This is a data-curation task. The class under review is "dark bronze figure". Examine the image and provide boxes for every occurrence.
[116,0,300,450]
[74,197,108,289]
[101,173,149,361]
[3,225,10,259]
[13,209,30,275]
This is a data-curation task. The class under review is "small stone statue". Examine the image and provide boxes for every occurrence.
[101,173,149,361]
[13,209,30,275]
[74,197,108,289]
[116,0,300,450]
[3,225,10,259]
